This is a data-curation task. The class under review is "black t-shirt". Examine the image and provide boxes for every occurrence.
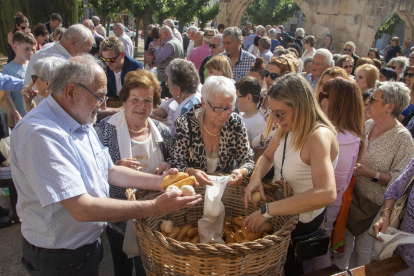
[145,36,153,51]
[90,36,104,56]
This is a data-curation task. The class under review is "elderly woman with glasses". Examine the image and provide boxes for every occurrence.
[335,81,414,271]
[335,55,355,78]
[343,41,359,75]
[388,56,409,81]
[22,57,65,112]
[95,69,172,276]
[170,76,254,186]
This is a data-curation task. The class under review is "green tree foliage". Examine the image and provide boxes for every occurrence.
[0,0,79,57]
[375,13,402,40]
[89,0,124,36]
[197,2,219,30]
[243,0,300,26]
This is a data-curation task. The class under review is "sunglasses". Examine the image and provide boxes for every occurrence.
[19,25,31,30]
[264,70,280,80]
[387,65,396,70]
[31,75,38,82]
[405,73,414,78]
[318,92,329,102]
[270,111,286,120]
[209,44,217,49]
[343,65,354,69]
[369,95,384,104]
[344,48,352,52]
[101,54,120,63]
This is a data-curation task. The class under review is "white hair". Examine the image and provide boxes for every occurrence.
[33,57,66,82]
[268,28,278,39]
[188,26,198,33]
[203,36,212,44]
[313,48,333,66]
[163,19,175,30]
[83,19,94,29]
[160,26,173,36]
[212,34,223,46]
[256,25,266,36]
[376,81,410,117]
[295,28,305,37]
[61,24,94,44]
[201,76,236,105]
[389,56,409,70]
[114,23,124,33]
[95,26,106,37]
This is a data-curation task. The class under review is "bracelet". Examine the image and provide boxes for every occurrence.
[380,207,392,217]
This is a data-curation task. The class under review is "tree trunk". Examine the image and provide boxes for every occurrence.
[135,15,140,57]
[101,13,108,37]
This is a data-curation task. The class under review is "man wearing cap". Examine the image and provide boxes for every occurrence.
[268,28,281,52]
[188,29,217,70]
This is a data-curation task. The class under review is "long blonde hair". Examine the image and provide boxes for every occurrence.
[268,73,336,150]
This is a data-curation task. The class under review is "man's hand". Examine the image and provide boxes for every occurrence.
[153,190,203,216]
[22,81,38,102]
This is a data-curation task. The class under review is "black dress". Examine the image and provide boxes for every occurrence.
[7,43,15,64]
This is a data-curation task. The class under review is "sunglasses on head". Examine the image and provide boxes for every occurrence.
[101,54,120,63]
[405,72,414,78]
[318,92,329,102]
[344,48,352,52]
[343,65,354,69]
[264,70,280,80]
[31,75,38,82]
[209,44,217,49]
[387,65,396,70]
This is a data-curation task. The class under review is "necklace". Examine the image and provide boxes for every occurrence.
[128,120,148,134]
[203,124,221,137]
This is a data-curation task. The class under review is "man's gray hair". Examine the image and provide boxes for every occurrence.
[212,34,223,46]
[404,38,411,43]
[163,19,175,30]
[256,25,266,36]
[313,48,333,66]
[33,57,66,82]
[188,26,198,34]
[147,24,154,33]
[223,27,242,42]
[389,56,409,71]
[303,57,313,66]
[259,37,271,50]
[201,76,236,105]
[344,41,356,52]
[83,19,94,30]
[268,28,278,39]
[92,16,100,24]
[295,28,305,37]
[203,36,212,44]
[165,59,199,94]
[95,26,106,37]
[61,24,93,44]
[114,23,124,32]
[376,81,410,117]
[160,26,173,36]
[51,55,105,95]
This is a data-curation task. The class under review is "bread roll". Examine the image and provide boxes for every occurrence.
[161,172,189,189]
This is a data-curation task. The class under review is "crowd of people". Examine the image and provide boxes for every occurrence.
[1,10,414,276]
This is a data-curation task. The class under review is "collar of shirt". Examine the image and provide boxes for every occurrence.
[53,41,72,59]
[162,36,174,46]
[261,49,271,56]
[46,95,83,134]
[224,48,244,65]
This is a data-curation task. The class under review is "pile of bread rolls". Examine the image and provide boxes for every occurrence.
[223,217,273,244]
[159,220,200,243]
[161,172,196,196]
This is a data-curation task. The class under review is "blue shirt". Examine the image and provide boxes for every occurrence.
[221,49,257,81]
[0,73,23,91]
[402,104,414,117]
[305,73,320,92]
[2,61,27,118]
[270,39,280,53]
[244,34,257,51]
[10,95,113,249]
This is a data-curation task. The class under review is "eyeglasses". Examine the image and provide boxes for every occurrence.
[405,73,414,78]
[101,54,120,63]
[207,101,235,114]
[76,83,108,107]
[369,95,384,104]
[343,65,354,69]
[270,110,286,120]
[264,70,280,80]
[209,44,217,49]
[31,75,38,82]
[344,48,352,52]
[318,92,329,102]
[387,65,396,70]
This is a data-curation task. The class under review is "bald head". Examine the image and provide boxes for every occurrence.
[60,24,94,56]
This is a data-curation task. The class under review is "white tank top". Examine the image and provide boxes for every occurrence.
[272,124,338,223]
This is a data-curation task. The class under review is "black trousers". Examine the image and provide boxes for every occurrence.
[106,226,146,276]
[160,82,172,99]
[21,237,103,276]
[284,209,326,276]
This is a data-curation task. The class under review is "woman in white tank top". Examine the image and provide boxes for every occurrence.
[243,73,339,276]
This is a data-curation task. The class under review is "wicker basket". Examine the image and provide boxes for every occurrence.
[129,180,298,276]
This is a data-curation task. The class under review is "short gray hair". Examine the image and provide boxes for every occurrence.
[313,48,333,66]
[51,55,105,95]
[61,24,93,45]
[268,28,278,39]
[91,16,100,24]
[95,26,106,37]
[344,41,356,52]
[83,19,94,30]
[163,19,175,30]
[295,28,305,37]
[160,26,173,36]
[389,56,409,70]
[376,81,410,117]
[223,27,242,42]
[201,76,236,105]
[212,34,223,46]
[303,57,313,67]
[165,59,199,94]
[188,26,198,34]
[33,57,66,82]
[256,25,266,36]
[147,24,154,32]
[113,23,124,32]
[259,37,271,50]
[203,36,212,44]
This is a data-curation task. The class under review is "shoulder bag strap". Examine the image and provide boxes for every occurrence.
[280,133,289,181]
[187,116,194,167]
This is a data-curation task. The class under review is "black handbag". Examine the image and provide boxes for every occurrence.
[281,133,330,264]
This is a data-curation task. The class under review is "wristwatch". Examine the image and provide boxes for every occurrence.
[372,172,381,183]
[261,203,273,219]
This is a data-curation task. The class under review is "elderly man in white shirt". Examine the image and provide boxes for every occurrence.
[163,19,183,44]
[186,25,199,58]
[113,23,134,57]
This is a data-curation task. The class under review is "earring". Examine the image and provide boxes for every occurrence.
[177,95,179,98]
[385,111,388,113]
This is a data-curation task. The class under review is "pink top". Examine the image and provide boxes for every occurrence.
[326,130,361,229]
[188,43,211,70]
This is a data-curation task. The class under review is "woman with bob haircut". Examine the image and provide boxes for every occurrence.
[243,73,338,275]
[315,67,349,97]
[204,55,233,79]
[171,76,254,186]
[95,69,172,276]
[335,55,354,77]
[312,77,365,271]
[355,64,379,93]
